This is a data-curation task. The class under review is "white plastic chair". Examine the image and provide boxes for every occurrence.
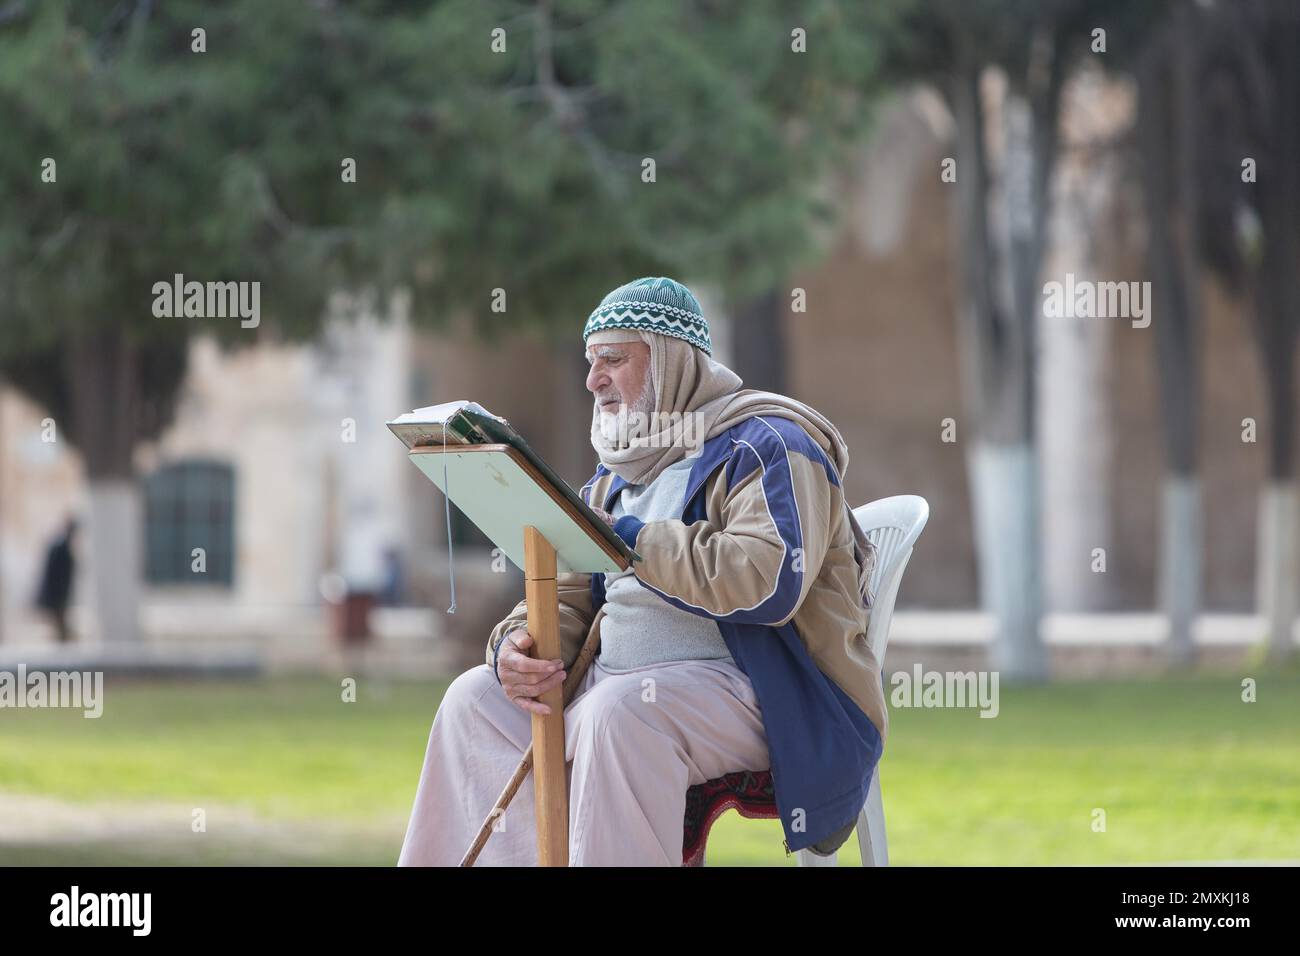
[796,494,930,868]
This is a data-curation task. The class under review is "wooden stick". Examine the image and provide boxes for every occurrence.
[459,607,604,867]
[524,527,566,866]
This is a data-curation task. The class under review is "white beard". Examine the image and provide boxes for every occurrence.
[596,371,656,448]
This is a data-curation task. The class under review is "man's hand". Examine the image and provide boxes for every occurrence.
[498,628,566,716]
[590,507,615,528]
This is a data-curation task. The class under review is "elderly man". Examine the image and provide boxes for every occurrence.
[397,276,886,866]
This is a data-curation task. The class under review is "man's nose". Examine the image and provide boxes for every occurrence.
[586,364,608,394]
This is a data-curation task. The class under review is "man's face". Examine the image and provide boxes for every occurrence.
[585,340,653,416]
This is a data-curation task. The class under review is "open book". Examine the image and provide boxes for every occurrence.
[386,400,504,448]
[387,400,639,569]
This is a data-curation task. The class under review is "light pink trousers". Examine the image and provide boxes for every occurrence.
[397,657,770,866]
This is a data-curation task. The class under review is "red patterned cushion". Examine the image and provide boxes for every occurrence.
[682,769,777,866]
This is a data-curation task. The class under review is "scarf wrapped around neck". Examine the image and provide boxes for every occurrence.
[587,329,877,608]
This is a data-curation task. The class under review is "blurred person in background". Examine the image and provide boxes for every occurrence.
[35,516,78,644]
[379,545,405,607]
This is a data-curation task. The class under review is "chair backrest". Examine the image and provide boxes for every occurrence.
[852,495,929,662]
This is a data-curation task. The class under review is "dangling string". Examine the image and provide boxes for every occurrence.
[442,420,457,614]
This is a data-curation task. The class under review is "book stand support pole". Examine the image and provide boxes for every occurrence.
[523,525,568,866]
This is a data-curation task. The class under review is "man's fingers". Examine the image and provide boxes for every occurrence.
[507,667,562,688]
[502,632,564,674]
[506,673,566,715]
[504,669,566,701]
[505,670,567,697]
[504,660,566,686]
[513,697,551,716]
[503,650,563,675]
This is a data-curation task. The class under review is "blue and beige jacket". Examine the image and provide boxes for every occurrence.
[487,414,887,855]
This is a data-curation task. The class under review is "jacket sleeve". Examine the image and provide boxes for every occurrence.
[610,440,833,627]
[485,570,596,679]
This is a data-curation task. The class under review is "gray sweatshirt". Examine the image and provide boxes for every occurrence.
[597,452,735,671]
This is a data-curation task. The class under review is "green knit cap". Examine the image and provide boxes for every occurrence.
[583,277,712,355]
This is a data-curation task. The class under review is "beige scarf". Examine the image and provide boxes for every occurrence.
[587,329,877,607]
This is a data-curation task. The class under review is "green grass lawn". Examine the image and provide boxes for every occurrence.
[1,669,1297,865]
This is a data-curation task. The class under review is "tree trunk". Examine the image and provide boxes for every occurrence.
[1251,17,1300,664]
[67,328,143,644]
[0,376,5,644]
[968,441,1045,678]
[1039,144,1114,613]
[1257,482,1299,660]
[1137,20,1204,666]
[1160,476,1201,665]
[1254,269,1299,662]
[85,481,142,643]
[950,54,1053,683]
